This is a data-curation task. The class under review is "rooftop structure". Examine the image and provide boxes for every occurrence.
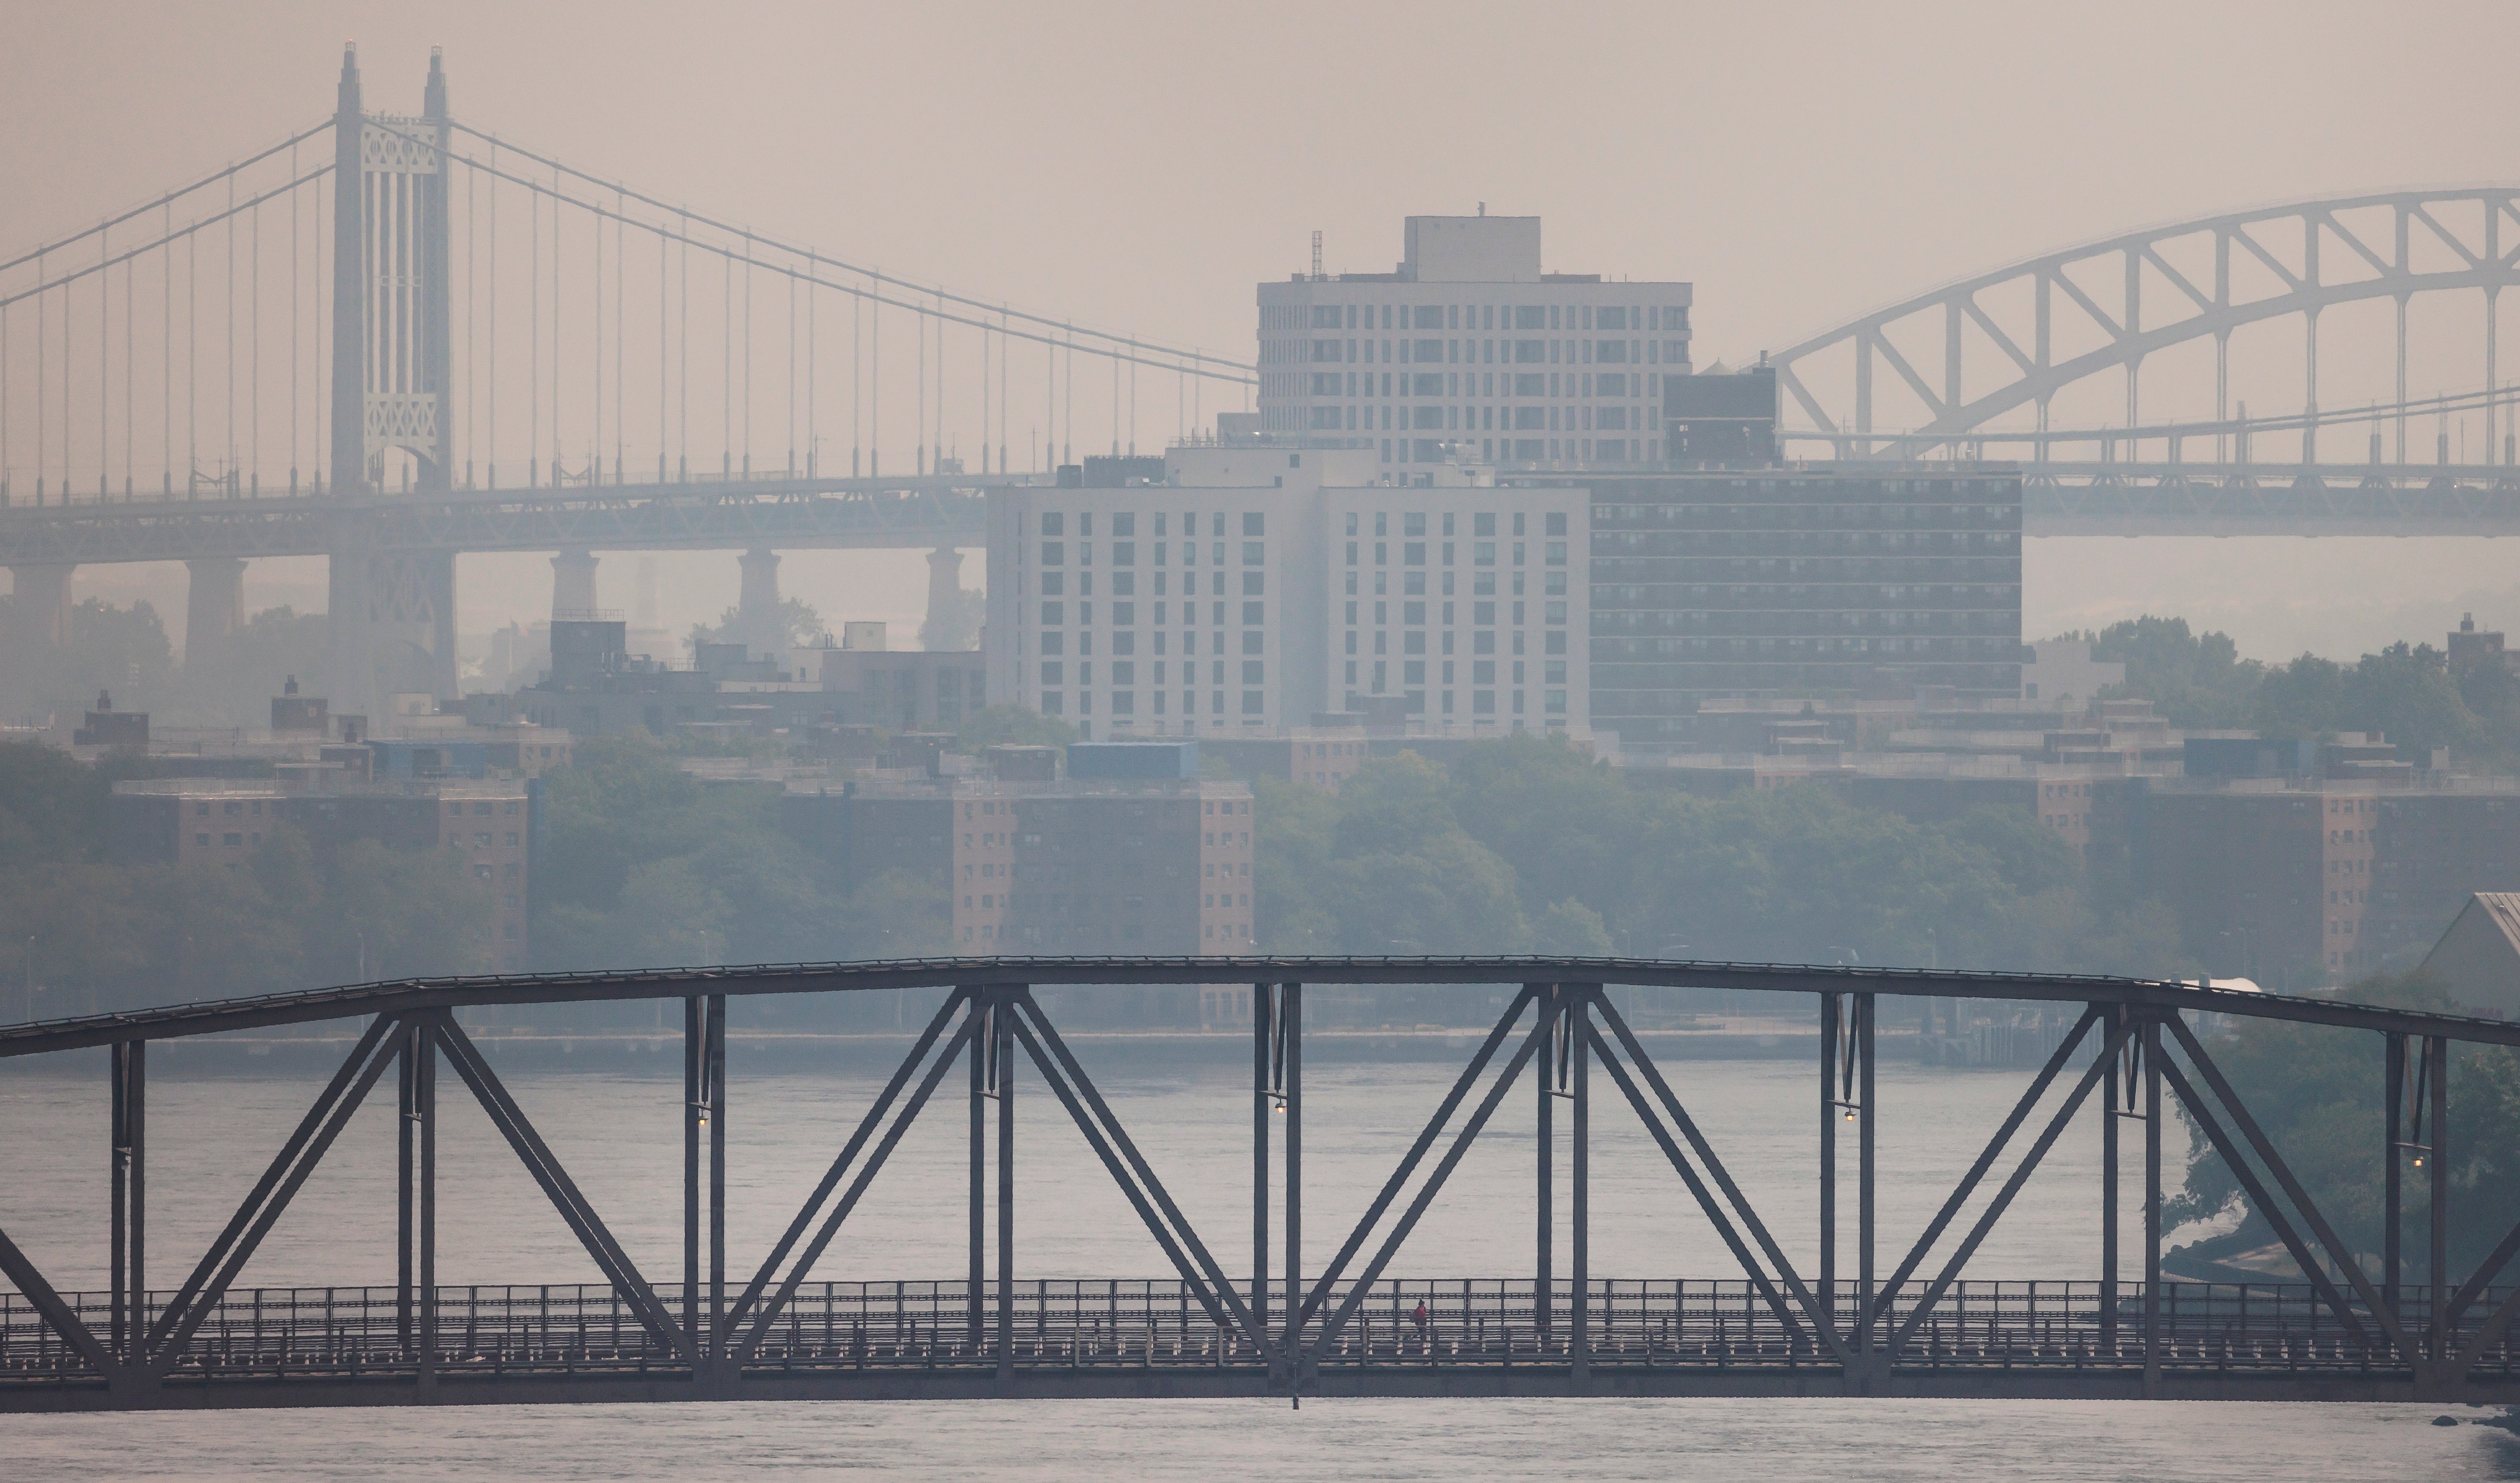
[1255,215,1691,472]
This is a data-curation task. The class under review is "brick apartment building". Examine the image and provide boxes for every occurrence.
[109,776,535,973]
[782,741,1255,955]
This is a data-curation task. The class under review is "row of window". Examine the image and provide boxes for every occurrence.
[1036,540,1267,568]
[1348,539,1565,566]
[1311,404,1655,432]
[1338,682,1565,716]
[1040,511,1261,537]
[1590,636,2018,657]
[1268,336,1680,367]
[1035,575,1261,602]
[1355,511,1546,537]
[1041,691,1267,717]
[1351,630,1560,656]
[1041,661,1264,687]
[1597,585,2021,605]
[1286,304,1686,332]
[1596,504,2019,526]
[1036,603,1273,630]
[1307,371,1662,398]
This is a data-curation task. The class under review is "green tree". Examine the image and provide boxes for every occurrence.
[2166,970,2520,1278]
[686,596,828,653]
[919,587,986,652]
[2086,615,2262,726]
[954,704,1077,753]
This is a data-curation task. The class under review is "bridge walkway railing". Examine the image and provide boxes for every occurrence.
[0,1278,2500,1385]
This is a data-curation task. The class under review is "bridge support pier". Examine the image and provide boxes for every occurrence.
[924,547,965,650]
[9,564,74,647]
[326,548,457,719]
[737,549,783,657]
[551,550,600,620]
[183,558,247,669]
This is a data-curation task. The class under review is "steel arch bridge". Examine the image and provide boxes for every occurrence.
[1768,187,2520,467]
[0,955,2515,1409]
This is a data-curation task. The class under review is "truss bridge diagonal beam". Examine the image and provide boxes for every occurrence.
[432,1014,687,1358]
[1883,1012,2124,1356]
[722,987,969,1350]
[2162,1015,2420,1364]
[732,1005,980,1361]
[1866,1006,2102,1334]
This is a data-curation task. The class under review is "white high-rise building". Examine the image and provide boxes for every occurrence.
[1255,215,1691,471]
[983,446,1589,737]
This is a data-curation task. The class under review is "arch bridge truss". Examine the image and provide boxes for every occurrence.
[0,956,2513,1409]
[1768,189,2520,520]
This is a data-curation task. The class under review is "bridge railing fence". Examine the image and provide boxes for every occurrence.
[4,1278,2506,1376]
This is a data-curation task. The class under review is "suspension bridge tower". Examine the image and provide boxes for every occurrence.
[323,44,459,720]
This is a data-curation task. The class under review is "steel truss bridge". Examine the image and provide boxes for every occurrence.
[0,956,2513,1410]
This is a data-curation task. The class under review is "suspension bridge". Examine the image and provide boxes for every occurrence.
[0,47,1251,714]
[0,956,2512,1409]
[5,50,2519,714]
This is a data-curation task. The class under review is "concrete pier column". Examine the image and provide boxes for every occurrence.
[10,564,74,647]
[924,547,966,650]
[184,558,248,664]
[736,548,783,657]
[423,550,459,702]
[551,549,600,620]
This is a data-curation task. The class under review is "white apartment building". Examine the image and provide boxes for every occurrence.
[1256,215,1692,471]
[983,445,1589,737]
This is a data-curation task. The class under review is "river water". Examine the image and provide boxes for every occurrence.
[0,1046,2503,1479]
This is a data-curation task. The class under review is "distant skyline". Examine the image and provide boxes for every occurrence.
[7,1,2519,658]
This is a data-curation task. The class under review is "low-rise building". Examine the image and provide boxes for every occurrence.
[107,775,536,973]
[782,740,1254,955]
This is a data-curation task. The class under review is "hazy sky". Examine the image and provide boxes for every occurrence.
[7,1,2519,657]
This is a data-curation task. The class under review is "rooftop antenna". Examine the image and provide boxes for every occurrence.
[1311,230,1323,281]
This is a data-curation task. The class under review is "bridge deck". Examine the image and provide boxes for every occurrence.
[3,1278,2508,1408]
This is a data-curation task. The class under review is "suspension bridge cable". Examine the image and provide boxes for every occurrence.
[486,144,498,487]
[441,120,1245,374]
[161,204,170,492]
[226,175,235,493]
[100,224,110,497]
[33,254,41,501]
[123,237,132,495]
[721,243,730,477]
[1,165,335,309]
[807,249,817,477]
[251,195,260,491]
[786,264,796,475]
[615,188,624,483]
[679,213,689,479]
[552,163,563,482]
[736,231,746,473]
[382,123,1246,382]
[850,273,859,478]
[293,141,301,486]
[0,120,330,279]
[530,177,539,486]
[186,232,195,491]
[869,269,879,478]
[592,176,602,481]
[656,221,667,481]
